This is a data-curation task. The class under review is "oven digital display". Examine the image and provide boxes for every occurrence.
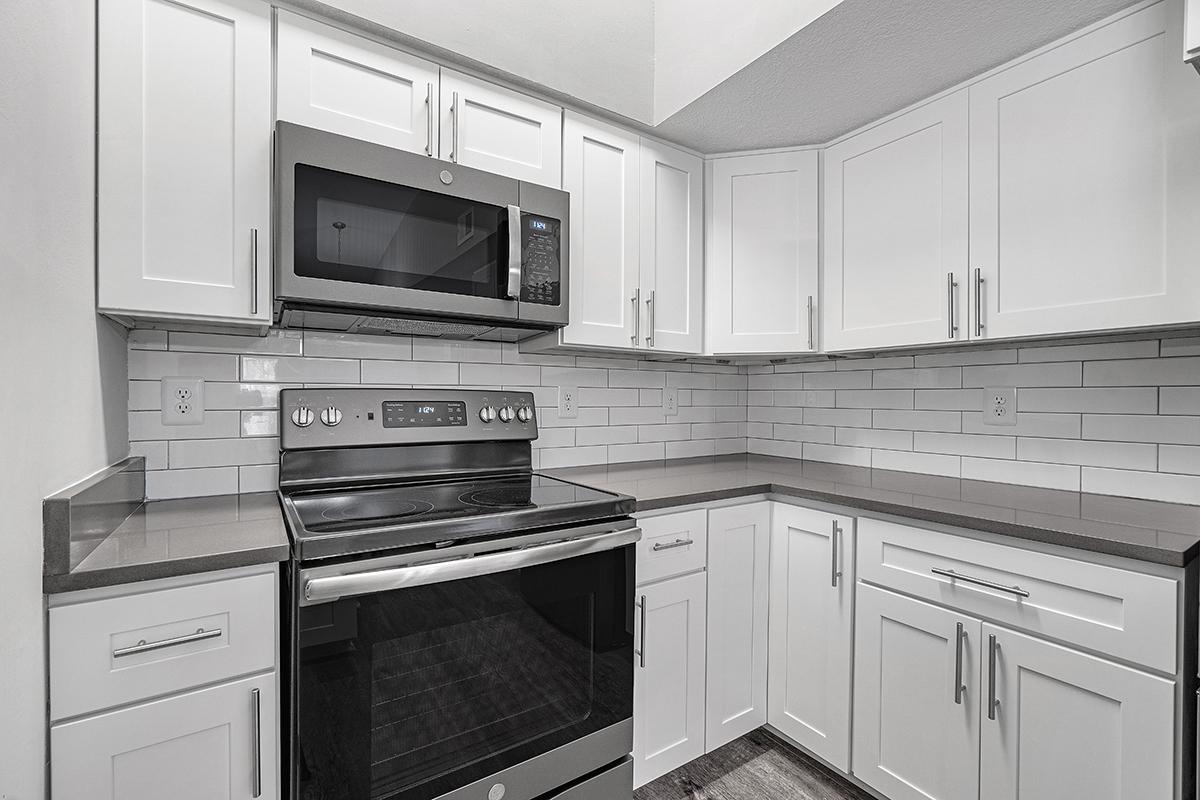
[382,401,468,427]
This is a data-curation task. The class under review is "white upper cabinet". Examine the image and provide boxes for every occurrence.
[969,1,1200,340]
[275,10,440,155]
[823,91,970,352]
[1186,0,1200,60]
[707,151,819,355]
[440,69,562,188]
[98,0,271,325]
[640,140,705,354]
[560,112,642,350]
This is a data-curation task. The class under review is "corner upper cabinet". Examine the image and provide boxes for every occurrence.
[823,91,970,352]
[275,10,440,155]
[1188,0,1200,61]
[707,151,819,355]
[98,0,271,326]
[439,69,562,188]
[559,112,642,350]
[969,0,1200,340]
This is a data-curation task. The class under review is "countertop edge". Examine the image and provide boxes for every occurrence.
[43,543,292,594]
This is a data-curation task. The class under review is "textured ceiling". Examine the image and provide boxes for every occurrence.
[654,0,1144,152]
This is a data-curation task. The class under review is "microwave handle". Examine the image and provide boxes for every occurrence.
[506,204,522,301]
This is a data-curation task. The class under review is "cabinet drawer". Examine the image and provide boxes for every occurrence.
[857,518,1177,673]
[636,509,707,585]
[50,570,277,721]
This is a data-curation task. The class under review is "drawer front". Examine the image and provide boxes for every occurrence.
[857,518,1177,673]
[636,509,708,585]
[50,570,277,721]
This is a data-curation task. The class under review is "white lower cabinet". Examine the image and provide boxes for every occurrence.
[633,570,708,788]
[766,505,856,771]
[704,503,771,751]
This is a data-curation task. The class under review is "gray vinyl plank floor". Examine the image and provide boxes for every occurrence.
[633,729,874,800]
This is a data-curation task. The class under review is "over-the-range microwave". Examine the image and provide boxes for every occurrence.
[274,122,568,341]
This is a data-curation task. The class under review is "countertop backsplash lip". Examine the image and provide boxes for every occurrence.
[43,455,146,578]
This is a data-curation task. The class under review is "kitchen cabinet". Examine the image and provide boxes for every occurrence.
[704,503,770,752]
[979,625,1174,800]
[766,505,855,771]
[51,673,278,800]
[1185,0,1200,63]
[97,0,271,326]
[275,10,440,155]
[707,151,819,354]
[969,0,1200,340]
[852,584,981,800]
[823,91,969,352]
[439,69,562,188]
[633,570,708,788]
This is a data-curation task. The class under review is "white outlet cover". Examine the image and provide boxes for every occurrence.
[557,386,579,420]
[983,386,1017,427]
[663,387,679,417]
[161,377,205,425]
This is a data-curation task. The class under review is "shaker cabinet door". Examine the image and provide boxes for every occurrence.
[97,0,271,324]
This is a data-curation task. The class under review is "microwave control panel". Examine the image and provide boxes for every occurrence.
[520,214,561,306]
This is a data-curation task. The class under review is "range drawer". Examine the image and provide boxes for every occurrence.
[636,509,708,585]
[49,569,277,721]
[857,518,1178,673]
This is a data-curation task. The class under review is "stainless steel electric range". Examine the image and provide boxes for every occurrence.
[277,387,639,800]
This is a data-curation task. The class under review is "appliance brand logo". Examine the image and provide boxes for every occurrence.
[439,169,454,185]
[487,783,506,800]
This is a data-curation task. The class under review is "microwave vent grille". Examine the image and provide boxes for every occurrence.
[355,317,490,339]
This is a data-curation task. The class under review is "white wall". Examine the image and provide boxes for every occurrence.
[0,0,129,796]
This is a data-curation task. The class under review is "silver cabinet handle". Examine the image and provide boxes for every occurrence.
[424,82,434,156]
[506,204,522,300]
[830,521,842,588]
[635,594,647,668]
[946,272,958,339]
[251,687,262,798]
[807,295,814,350]
[987,634,1000,720]
[651,538,693,552]
[250,228,259,316]
[954,622,967,705]
[931,567,1030,599]
[449,90,459,162]
[645,290,656,348]
[112,626,222,659]
[631,288,641,346]
[974,267,984,337]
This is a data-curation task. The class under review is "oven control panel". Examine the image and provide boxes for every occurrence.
[280,388,537,450]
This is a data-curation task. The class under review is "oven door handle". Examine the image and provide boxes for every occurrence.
[506,204,522,301]
[303,527,642,604]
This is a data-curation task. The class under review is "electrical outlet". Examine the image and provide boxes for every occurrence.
[663,387,679,416]
[557,386,579,420]
[983,386,1017,427]
[161,377,205,426]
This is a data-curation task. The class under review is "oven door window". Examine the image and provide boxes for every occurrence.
[295,546,633,800]
[294,164,510,298]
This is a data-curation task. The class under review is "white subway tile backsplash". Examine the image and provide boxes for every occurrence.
[774,424,836,444]
[239,464,279,494]
[360,359,457,385]
[667,440,718,459]
[1017,387,1158,414]
[169,437,278,469]
[637,424,692,443]
[130,350,239,381]
[411,339,499,363]
[1016,438,1158,471]
[835,390,914,409]
[129,410,241,441]
[836,428,914,451]
[147,467,239,500]
[539,446,608,469]
[804,370,872,390]
[1161,388,1200,415]
[459,362,539,387]
[1081,468,1200,504]
[914,432,1015,459]
[834,355,914,371]
[1159,336,1200,357]
[579,388,640,407]
[541,366,609,387]
[243,356,359,384]
[1083,357,1200,387]
[129,441,168,470]
[1160,445,1200,476]
[804,408,873,428]
[171,330,303,355]
[576,426,638,446]
[873,410,961,433]
[1082,414,1200,445]
[240,410,278,438]
[608,369,667,389]
[961,411,1081,439]
[914,389,982,411]
[962,362,1082,388]
[304,331,414,360]
[128,330,168,350]
[532,428,576,449]
[962,457,1080,491]
[914,348,1017,368]
[873,449,961,478]
[609,442,665,463]
[872,367,962,389]
[1017,339,1158,363]
[803,443,871,467]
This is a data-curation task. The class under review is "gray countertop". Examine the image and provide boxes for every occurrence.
[547,454,1200,566]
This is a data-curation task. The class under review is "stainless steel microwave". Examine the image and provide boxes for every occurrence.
[274,122,568,340]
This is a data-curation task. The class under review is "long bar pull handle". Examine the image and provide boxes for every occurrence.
[250,228,259,316]
[505,204,522,300]
[947,272,958,339]
[807,295,815,350]
[631,288,641,346]
[645,290,656,348]
[954,622,967,705]
[251,687,262,797]
[931,567,1030,599]
[830,521,842,588]
[974,267,984,337]
[988,634,1000,721]
[635,595,647,668]
[425,82,434,156]
[112,627,223,659]
[652,538,694,552]
[450,91,459,162]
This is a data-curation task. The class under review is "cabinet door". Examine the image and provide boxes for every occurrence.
[98,0,271,324]
[1189,0,1200,60]
[640,140,704,354]
[708,151,819,354]
[970,2,1200,339]
[51,673,278,800]
[560,112,642,349]
[704,503,770,752]
[440,69,562,188]
[824,92,969,351]
[979,625,1175,800]
[633,571,707,788]
[767,505,855,771]
[853,584,980,800]
[275,10,439,155]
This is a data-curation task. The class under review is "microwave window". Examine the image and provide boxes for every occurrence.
[294,165,506,298]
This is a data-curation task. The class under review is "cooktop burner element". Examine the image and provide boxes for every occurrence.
[459,485,535,509]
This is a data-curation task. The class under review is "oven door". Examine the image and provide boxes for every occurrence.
[291,525,637,800]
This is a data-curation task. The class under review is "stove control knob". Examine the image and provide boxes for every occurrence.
[516,406,534,423]
[498,406,515,423]
[320,406,343,427]
[291,406,315,428]
[479,405,497,423]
